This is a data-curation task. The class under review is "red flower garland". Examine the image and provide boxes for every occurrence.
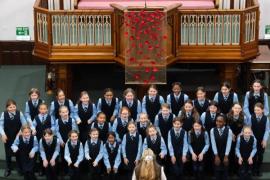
[125,9,167,84]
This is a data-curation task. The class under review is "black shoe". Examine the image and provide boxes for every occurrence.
[4,169,11,177]
[257,171,263,177]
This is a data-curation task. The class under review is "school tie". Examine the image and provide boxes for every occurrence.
[164,116,168,121]
[107,101,111,106]
[42,115,45,121]
[25,139,29,144]
[196,132,200,138]
[128,102,132,108]
[176,131,180,138]
[141,124,146,129]
[10,113,15,120]
[122,121,127,127]
[92,141,96,146]
[83,106,88,112]
[218,128,223,136]
[254,93,260,99]
[256,117,261,122]
[175,96,179,102]
[33,101,38,107]
[131,135,135,140]
[200,101,204,107]
[110,145,114,152]
[187,113,191,118]
[151,97,154,102]
[224,96,228,101]
[151,138,156,144]
[99,124,103,129]
[245,138,250,142]
[211,114,215,120]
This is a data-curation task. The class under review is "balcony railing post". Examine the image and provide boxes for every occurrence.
[47,13,52,52]
[34,9,38,44]
[239,11,246,56]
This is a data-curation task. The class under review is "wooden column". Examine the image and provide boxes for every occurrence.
[55,64,73,98]
[219,64,238,91]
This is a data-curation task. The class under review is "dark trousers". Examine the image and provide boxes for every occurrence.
[4,141,21,171]
[24,171,37,180]
[104,171,118,180]
[214,159,228,180]
[253,142,265,173]
[60,147,68,174]
[204,149,213,175]
[229,141,238,174]
[171,159,184,180]
[192,160,204,180]
[88,160,102,180]
[68,165,80,180]
[45,164,58,180]
[239,161,252,180]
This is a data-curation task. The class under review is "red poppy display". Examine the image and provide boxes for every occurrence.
[125,9,167,84]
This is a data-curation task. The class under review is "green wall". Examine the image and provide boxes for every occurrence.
[0,65,53,160]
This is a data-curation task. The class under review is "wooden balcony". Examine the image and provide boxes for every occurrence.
[33,0,260,64]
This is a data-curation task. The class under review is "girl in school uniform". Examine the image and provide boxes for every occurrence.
[0,99,28,177]
[119,88,141,121]
[132,148,167,180]
[97,88,119,125]
[213,81,239,114]
[154,103,175,145]
[24,88,44,122]
[193,86,210,116]
[178,100,200,132]
[121,121,142,180]
[243,79,269,118]
[235,126,257,180]
[166,82,189,117]
[143,125,167,166]
[84,128,104,180]
[142,84,165,123]
[103,132,121,180]
[11,125,39,180]
[64,130,84,180]
[50,88,76,121]
[91,112,111,142]
[136,113,152,141]
[112,107,133,142]
[188,120,210,180]
[39,128,60,180]
[249,102,270,176]
[55,106,78,175]
[167,117,188,180]
[32,103,55,141]
[226,103,248,174]
[210,114,233,180]
[200,101,219,134]
[74,91,97,144]
[32,103,55,176]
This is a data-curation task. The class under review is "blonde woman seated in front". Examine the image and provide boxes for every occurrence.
[132,148,167,180]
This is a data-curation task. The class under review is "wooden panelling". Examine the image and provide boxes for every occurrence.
[0,41,46,65]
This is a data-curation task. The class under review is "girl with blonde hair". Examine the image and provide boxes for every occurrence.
[132,148,166,180]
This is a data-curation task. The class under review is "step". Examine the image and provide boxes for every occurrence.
[0,169,270,180]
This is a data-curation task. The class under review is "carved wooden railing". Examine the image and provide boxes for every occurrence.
[33,0,115,62]
[33,0,260,64]
[176,0,259,63]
